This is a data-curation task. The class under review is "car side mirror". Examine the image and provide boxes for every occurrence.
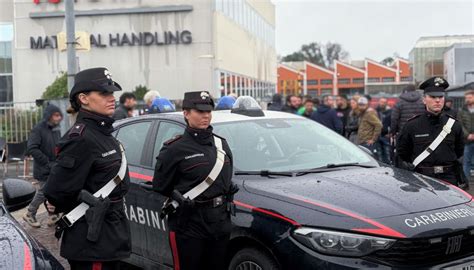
[2,178,36,212]
[358,145,375,157]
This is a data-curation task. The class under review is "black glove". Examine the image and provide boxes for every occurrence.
[171,190,194,215]
[401,161,415,171]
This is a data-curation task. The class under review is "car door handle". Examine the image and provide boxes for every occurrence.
[139,181,154,191]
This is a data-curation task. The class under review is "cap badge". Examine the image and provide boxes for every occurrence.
[104,70,112,80]
[200,92,209,100]
[434,77,444,84]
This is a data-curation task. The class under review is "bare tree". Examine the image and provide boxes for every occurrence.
[282,42,349,68]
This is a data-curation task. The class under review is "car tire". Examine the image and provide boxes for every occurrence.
[228,247,279,270]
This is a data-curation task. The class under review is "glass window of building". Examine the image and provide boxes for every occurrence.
[321,79,333,85]
[321,89,332,96]
[368,77,380,83]
[307,80,318,85]
[382,77,395,82]
[352,78,364,84]
[0,23,13,103]
[338,78,350,84]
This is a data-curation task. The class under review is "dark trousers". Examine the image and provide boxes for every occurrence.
[376,136,392,164]
[68,260,120,270]
[169,231,230,270]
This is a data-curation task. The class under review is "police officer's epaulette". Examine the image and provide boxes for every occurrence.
[68,123,86,138]
[164,135,182,145]
[445,113,457,120]
[213,133,227,141]
[407,114,422,122]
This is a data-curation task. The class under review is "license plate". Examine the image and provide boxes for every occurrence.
[442,261,474,270]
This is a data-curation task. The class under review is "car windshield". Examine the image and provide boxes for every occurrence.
[214,118,377,172]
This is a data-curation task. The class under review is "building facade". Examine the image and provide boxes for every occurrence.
[6,0,276,103]
[278,58,412,97]
[409,35,474,84]
[444,43,474,86]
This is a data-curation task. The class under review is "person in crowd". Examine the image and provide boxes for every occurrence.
[444,97,458,118]
[142,90,161,114]
[311,95,343,134]
[397,77,465,187]
[296,95,303,109]
[281,94,300,114]
[153,91,237,270]
[215,95,236,110]
[267,94,283,111]
[346,95,361,143]
[23,104,63,228]
[376,98,392,164]
[336,94,351,136]
[457,90,474,181]
[357,97,382,152]
[297,95,312,115]
[44,67,131,269]
[299,98,315,118]
[113,92,137,120]
[390,84,425,135]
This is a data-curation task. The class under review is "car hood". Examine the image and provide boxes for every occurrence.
[243,166,472,219]
[0,208,64,270]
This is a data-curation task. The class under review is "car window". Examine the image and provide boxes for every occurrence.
[152,121,185,167]
[214,118,376,172]
[116,121,152,166]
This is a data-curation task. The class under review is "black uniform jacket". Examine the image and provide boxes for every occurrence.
[397,111,464,167]
[44,109,131,261]
[153,126,233,238]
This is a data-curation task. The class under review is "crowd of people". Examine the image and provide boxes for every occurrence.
[267,92,387,161]
[266,84,463,166]
[110,84,466,171]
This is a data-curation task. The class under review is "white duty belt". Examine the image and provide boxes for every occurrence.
[412,117,455,167]
[62,144,127,227]
[169,135,225,211]
[184,135,225,200]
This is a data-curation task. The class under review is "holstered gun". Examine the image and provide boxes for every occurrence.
[160,190,186,219]
[79,190,110,242]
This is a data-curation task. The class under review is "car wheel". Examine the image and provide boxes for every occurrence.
[229,247,279,270]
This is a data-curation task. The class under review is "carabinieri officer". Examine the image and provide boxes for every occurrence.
[153,91,237,270]
[397,77,465,186]
[44,67,131,270]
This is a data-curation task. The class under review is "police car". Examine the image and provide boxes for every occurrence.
[114,97,474,270]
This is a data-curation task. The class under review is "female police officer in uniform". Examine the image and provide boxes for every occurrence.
[153,91,237,270]
[44,67,131,270]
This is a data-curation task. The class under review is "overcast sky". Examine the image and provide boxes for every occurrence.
[274,0,474,62]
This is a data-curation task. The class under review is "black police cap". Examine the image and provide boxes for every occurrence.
[419,76,449,97]
[70,67,122,100]
[182,91,214,111]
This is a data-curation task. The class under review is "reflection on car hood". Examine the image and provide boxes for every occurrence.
[0,218,29,268]
[243,166,472,219]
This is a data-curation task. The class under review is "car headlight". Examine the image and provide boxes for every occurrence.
[293,227,395,257]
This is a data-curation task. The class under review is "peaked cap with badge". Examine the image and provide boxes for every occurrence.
[419,76,449,97]
[182,91,215,111]
[70,67,122,110]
